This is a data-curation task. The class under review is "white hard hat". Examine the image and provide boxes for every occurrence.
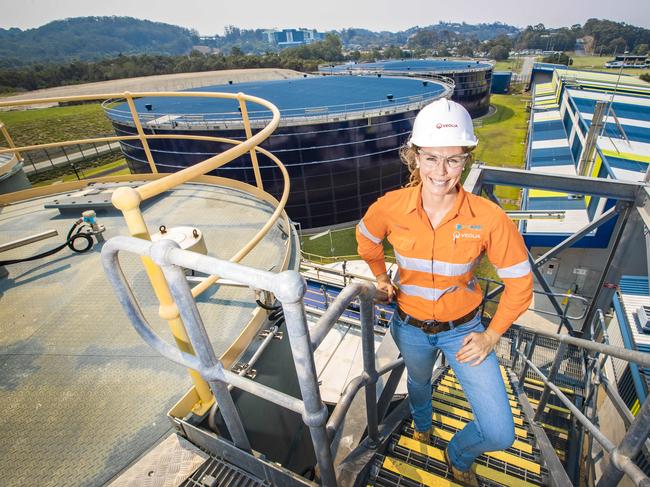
[408,98,478,148]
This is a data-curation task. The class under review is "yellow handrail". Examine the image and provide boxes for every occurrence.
[0,90,287,416]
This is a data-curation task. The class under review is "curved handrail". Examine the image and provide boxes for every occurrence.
[0,90,289,415]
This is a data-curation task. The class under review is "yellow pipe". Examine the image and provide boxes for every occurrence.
[111,186,214,414]
[125,92,158,174]
[238,94,264,190]
[0,122,22,161]
[190,146,290,298]
[135,93,279,202]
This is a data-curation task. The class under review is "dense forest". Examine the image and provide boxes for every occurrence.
[0,17,198,67]
[1,16,649,92]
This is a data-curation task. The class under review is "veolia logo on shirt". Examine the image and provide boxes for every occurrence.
[453,223,482,241]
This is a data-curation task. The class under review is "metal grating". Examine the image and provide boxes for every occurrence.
[181,455,269,487]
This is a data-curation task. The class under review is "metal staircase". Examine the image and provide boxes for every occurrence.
[369,365,548,487]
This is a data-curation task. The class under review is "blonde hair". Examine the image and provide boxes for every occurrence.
[400,143,474,187]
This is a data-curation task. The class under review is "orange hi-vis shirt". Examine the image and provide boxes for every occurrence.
[356,184,533,335]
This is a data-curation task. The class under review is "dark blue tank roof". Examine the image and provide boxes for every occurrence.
[322,59,492,73]
[106,75,448,123]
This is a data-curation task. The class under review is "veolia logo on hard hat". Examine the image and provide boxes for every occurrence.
[435,123,459,129]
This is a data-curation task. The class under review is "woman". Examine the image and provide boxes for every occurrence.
[356,98,533,485]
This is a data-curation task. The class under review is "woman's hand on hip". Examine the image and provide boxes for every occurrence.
[375,273,396,303]
[456,329,501,366]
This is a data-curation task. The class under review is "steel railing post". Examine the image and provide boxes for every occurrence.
[534,342,567,422]
[359,286,379,447]
[597,397,650,487]
[518,335,537,383]
[153,240,252,452]
[278,275,336,487]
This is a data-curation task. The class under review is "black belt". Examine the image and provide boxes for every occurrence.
[396,307,479,335]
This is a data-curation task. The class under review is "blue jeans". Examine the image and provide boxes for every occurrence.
[390,311,515,471]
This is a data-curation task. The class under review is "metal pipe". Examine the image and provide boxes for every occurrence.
[0,229,58,253]
[280,299,336,487]
[598,397,650,487]
[310,282,369,350]
[326,358,405,440]
[360,285,379,448]
[534,342,567,422]
[155,240,252,452]
[518,335,537,382]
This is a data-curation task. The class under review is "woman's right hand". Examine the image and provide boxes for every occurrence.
[375,273,397,303]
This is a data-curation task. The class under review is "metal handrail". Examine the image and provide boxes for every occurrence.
[514,317,650,487]
[101,235,408,487]
[0,90,288,417]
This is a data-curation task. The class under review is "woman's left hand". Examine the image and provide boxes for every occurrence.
[456,329,501,366]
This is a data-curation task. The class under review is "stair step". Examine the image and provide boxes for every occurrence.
[431,390,522,417]
[402,425,541,474]
[395,435,542,486]
[430,407,529,440]
[524,378,574,395]
[436,384,520,409]
[431,399,526,427]
[381,456,461,487]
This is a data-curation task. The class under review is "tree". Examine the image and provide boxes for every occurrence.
[488,45,509,61]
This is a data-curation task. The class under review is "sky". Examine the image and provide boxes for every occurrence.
[1,0,649,35]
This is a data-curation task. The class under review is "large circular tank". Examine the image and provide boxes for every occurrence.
[104,75,453,229]
[321,59,494,117]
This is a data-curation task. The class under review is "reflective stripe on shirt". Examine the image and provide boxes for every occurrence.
[399,284,459,301]
[496,259,532,279]
[357,219,382,244]
[395,250,476,277]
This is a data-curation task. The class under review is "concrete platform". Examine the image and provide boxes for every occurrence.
[0,180,293,486]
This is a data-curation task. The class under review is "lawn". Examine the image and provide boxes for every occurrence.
[0,103,113,148]
[566,53,649,77]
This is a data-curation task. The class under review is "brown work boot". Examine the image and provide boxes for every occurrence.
[412,428,431,444]
[444,447,479,486]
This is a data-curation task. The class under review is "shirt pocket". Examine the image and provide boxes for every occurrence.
[387,233,415,253]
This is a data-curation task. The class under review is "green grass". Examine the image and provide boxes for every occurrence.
[0,103,113,148]
[567,53,649,76]
[473,94,530,206]
[31,158,129,187]
[493,59,516,71]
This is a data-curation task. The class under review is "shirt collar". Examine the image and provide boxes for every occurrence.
[406,183,476,218]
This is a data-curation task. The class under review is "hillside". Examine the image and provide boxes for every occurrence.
[0,16,198,67]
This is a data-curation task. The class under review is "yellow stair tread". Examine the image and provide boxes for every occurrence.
[432,400,525,427]
[439,378,516,399]
[382,456,462,486]
[524,377,574,395]
[431,390,522,417]
[444,374,514,393]
[436,384,519,408]
[430,408,529,439]
[414,418,532,452]
[398,436,539,487]
[425,426,541,474]
[539,422,569,440]
[528,398,571,415]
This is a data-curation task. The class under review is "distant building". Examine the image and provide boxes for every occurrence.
[605,54,648,69]
[265,28,324,47]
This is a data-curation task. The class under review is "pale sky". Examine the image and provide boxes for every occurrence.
[1,0,649,35]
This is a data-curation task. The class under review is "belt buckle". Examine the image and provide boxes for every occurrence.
[421,319,441,334]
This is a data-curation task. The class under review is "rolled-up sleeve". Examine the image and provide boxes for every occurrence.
[486,211,533,334]
[356,199,388,277]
